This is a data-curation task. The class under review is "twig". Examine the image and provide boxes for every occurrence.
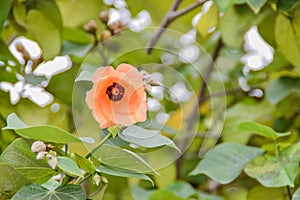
[176,39,223,178]
[201,88,244,101]
[186,39,223,133]
[146,0,208,54]
[85,132,112,159]
[7,33,18,45]
[286,186,292,200]
[172,0,208,19]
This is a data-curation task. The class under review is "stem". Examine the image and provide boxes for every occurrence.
[85,132,113,159]
[146,0,208,54]
[75,173,93,185]
[65,144,68,157]
[175,39,223,178]
[274,139,280,158]
[286,186,292,200]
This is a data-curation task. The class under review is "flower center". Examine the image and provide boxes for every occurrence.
[106,82,125,101]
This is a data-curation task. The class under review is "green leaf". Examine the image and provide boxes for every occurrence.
[0,138,56,183]
[57,157,83,177]
[238,121,290,140]
[34,0,62,29]
[197,3,218,37]
[293,187,300,200]
[190,143,264,184]
[257,9,276,47]
[96,164,154,185]
[63,27,92,44]
[245,142,300,187]
[0,39,18,63]
[23,74,47,85]
[4,113,82,143]
[75,70,92,82]
[275,6,300,68]
[0,163,29,199]
[277,0,299,12]
[266,77,300,105]
[41,179,60,191]
[148,190,183,200]
[26,9,61,60]
[74,153,95,173]
[131,185,153,200]
[222,99,273,144]
[220,6,256,48]
[61,41,92,58]
[0,0,10,33]
[56,0,103,27]
[12,183,86,200]
[88,183,107,200]
[93,144,157,174]
[13,3,27,28]
[120,125,180,152]
[246,0,267,13]
[165,182,197,199]
[198,191,225,200]
[215,0,246,13]
[247,185,289,200]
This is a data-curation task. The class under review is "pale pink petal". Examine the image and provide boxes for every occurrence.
[91,66,114,82]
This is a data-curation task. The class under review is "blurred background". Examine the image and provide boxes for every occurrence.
[1,0,300,199]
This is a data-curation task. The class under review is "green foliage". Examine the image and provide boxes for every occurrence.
[275,5,300,68]
[0,39,18,63]
[238,121,290,140]
[165,182,197,199]
[57,156,83,177]
[4,113,81,143]
[246,0,267,13]
[215,0,246,13]
[247,186,289,200]
[119,125,180,151]
[93,144,157,174]
[1,0,300,199]
[266,77,300,104]
[277,0,299,12]
[12,183,86,200]
[293,187,300,200]
[190,143,264,184]
[0,0,10,33]
[73,153,95,173]
[0,163,29,199]
[245,142,300,187]
[0,138,56,184]
[197,3,218,37]
[96,164,154,185]
[148,190,183,200]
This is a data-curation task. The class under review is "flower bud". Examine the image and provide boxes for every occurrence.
[102,176,109,184]
[36,151,47,160]
[101,30,112,41]
[93,173,101,185]
[31,141,46,153]
[144,83,151,93]
[47,155,58,169]
[108,21,123,35]
[16,43,31,62]
[84,20,97,34]
[113,28,122,35]
[99,11,109,24]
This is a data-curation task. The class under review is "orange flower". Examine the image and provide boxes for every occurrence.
[86,64,147,128]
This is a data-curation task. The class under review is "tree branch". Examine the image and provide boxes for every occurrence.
[171,0,208,19]
[146,0,208,54]
[186,39,223,131]
[176,39,223,178]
